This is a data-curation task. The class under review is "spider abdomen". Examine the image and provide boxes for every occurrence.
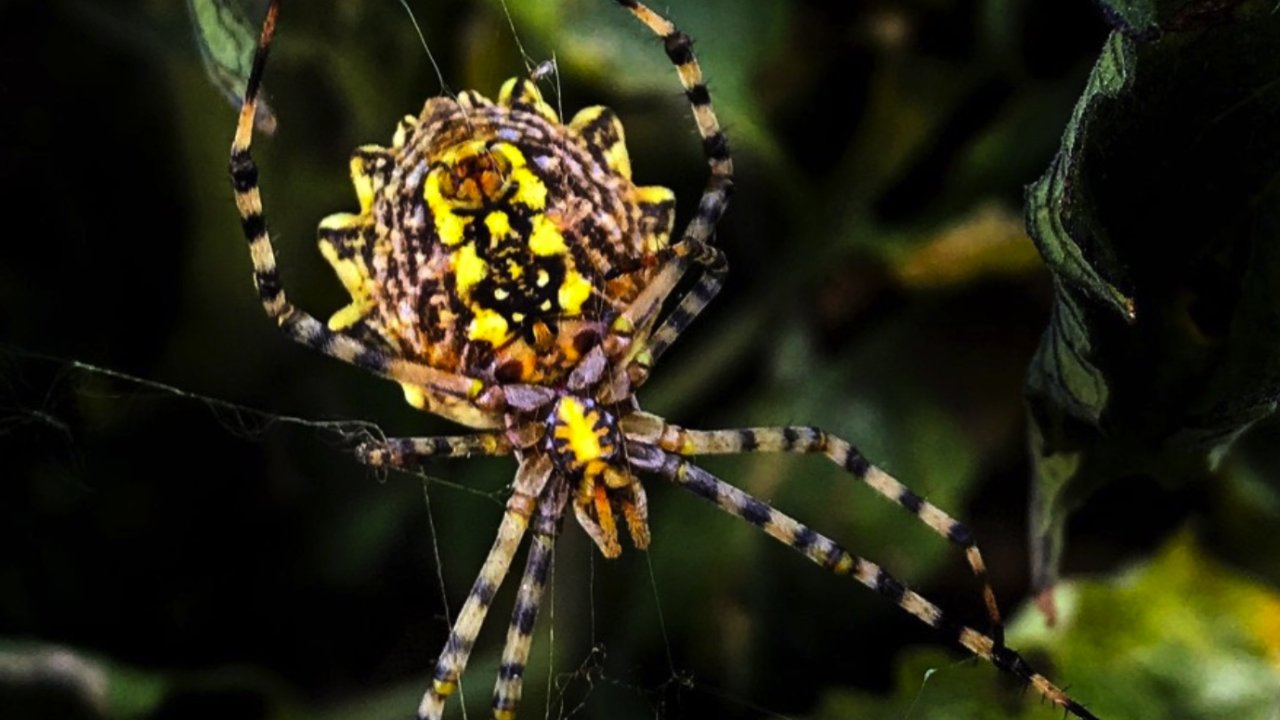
[317,79,676,396]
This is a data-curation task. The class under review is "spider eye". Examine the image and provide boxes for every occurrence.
[435,141,514,209]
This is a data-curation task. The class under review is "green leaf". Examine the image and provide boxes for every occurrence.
[811,532,1280,720]
[0,641,169,719]
[1024,2,1280,590]
[1025,33,1135,323]
[1095,0,1254,38]
[186,0,276,132]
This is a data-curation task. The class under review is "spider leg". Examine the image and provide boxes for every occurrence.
[615,0,733,243]
[492,481,569,720]
[609,0,734,378]
[629,248,726,375]
[419,455,554,720]
[608,243,727,385]
[230,0,486,406]
[356,433,513,469]
[623,418,1005,646]
[627,444,1098,720]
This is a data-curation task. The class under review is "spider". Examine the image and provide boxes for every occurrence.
[227,1,1098,718]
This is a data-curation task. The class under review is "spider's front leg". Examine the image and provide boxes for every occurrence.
[604,0,734,385]
[611,242,728,384]
[229,0,488,406]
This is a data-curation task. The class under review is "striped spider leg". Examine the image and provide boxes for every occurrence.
[491,480,568,720]
[623,442,1099,720]
[606,0,1009,662]
[352,355,625,720]
[358,421,578,720]
[407,452,555,720]
[604,0,733,387]
[621,414,1006,645]
[228,0,501,425]
[606,4,1102,715]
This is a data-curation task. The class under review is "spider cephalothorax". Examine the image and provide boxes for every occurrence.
[228,2,1099,719]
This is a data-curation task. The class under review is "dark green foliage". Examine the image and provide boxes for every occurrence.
[1095,0,1252,38]
[1025,0,1280,591]
[187,0,277,132]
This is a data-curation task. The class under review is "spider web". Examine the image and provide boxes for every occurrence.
[3,346,884,720]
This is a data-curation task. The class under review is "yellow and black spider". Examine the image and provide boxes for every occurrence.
[227,2,1097,719]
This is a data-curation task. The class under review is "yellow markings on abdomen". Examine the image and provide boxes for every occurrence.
[485,210,512,240]
[526,215,565,257]
[424,170,470,247]
[453,243,488,295]
[558,271,593,316]
[469,308,511,346]
[418,134,605,348]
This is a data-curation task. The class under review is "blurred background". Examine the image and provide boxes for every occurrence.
[3,1,1279,719]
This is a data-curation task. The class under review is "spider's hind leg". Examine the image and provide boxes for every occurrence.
[615,244,727,384]
[416,455,553,720]
[492,481,568,720]
[627,445,1098,720]
[623,417,1006,647]
[615,0,734,236]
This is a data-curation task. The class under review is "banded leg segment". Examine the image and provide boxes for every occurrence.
[611,0,734,376]
[606,240,726,395]
[419,455,553,720]
[230,0,485,404]
[629,246,726,375]
[420,495,532,720]
[615,0,733,245]
[627,445,1097,720]
[625,418,1004,645]
[356,433,513,468]
[492,482,568,720]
